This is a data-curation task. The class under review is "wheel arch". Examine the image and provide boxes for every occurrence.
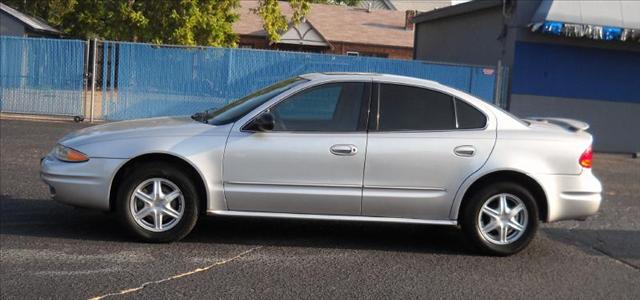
[108,153,209,214]
[454,170,549,222]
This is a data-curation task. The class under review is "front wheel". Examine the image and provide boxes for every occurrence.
[116,163,199,242]
[461,182,539,256]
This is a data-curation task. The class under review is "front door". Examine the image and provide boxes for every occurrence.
[362,83,496,220]
[223,82,371,215]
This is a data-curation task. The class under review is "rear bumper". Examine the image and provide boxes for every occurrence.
[532,169,602,222]
[40,155,125,211]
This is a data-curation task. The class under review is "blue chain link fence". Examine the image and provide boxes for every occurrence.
[105,41,497,120]
[0,36,85,116]
[1,37,497,121]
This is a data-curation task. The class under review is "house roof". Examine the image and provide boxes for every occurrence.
[355,0,452,12]
[0,2,61,34]
[412,0,501,24]
[390,0,452,12]
[234,1,413,48]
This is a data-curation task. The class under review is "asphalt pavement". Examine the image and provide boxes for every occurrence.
[1,118,639,299]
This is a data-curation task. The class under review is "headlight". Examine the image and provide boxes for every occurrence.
[52,144,89,162]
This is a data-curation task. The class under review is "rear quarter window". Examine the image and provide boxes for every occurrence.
[455,98,487,129]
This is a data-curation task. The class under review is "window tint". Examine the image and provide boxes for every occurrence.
[378,84,455,131]
[455,98,487,129]
[270,82,366,131]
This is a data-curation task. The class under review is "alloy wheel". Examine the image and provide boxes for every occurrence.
[477,193,529,245]
[129,178,185,232]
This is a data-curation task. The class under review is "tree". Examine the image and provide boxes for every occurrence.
[2,0,359,47]
[2,0,77,28]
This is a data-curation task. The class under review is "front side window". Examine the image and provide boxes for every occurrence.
[269,82,367,132]
[200,77,307,125]
[378,84,456,131]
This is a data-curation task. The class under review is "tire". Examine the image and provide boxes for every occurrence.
[461,182,539,256]
[116,162,199,242]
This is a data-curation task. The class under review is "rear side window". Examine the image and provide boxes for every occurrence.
[455,98,487,129]
[378,84,455,131]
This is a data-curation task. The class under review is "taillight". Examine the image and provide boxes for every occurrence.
[579,145,593,168]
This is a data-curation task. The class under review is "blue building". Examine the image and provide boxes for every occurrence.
[413,0,639,153]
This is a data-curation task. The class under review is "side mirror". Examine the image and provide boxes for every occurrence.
[247,112,275,132]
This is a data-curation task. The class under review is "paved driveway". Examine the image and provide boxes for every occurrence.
[1,118,638,299]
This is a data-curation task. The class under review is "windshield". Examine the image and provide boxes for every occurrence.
[192,77,307,125]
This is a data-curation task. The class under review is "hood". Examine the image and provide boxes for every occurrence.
[60,116,226,147]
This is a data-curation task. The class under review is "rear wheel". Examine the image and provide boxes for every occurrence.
[461,182,539,256]
[116,162,199,242]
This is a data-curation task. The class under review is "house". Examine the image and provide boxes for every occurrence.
[412,0,640,153]
[234,1,414,59]
[0,2,62,38]
[356,0,453,12]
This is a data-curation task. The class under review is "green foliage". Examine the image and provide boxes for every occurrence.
[3,0,360,46]
[3,0,77,28]
[4,0,239,47]
[255,0,288,44]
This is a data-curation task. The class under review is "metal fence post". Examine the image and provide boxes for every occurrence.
[90,38,97,123]
[83,39,90,119]
[494,60,503,107]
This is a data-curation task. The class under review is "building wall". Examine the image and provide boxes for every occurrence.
[413,6,503,66]
[238,35,413,60]
[511,95,640,153]
[332,41,412,59]
[0,12,25,36]
[508,0,640,153]
[413,0,640,152]
[509,41,640,153]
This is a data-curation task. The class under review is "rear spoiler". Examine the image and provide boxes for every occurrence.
[525,117,590,131]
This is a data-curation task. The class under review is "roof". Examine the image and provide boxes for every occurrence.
[390,0,452,12]
[355,0,452,12]
[234,1,413,48]
[531,0,640,30]
[0,2,61,34]
[412,0,501,24]
[355,0,395,10]
[300,72,440,86]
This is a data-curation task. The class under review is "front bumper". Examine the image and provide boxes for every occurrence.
[532,169,603,222]
[40,155,126,211]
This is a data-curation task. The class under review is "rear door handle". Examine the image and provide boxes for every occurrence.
[454,145,476,157]
[330,144,358,156]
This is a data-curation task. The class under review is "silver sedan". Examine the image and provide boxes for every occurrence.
[41,73,602,255]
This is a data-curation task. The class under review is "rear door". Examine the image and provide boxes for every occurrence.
[362,83,496,220]
[223,81,371,215]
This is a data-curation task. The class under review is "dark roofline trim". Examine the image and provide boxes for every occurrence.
[412,0,501,24]
[0,3,62,34]
[0,12,62,36]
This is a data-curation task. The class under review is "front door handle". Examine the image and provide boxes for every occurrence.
[330,144,358,156]
[454,145,476,157]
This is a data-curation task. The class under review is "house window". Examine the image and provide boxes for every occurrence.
[239,43,254,49]
[346,51,388,58]
[360,52,388,58]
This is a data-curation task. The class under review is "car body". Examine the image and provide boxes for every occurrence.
[41,73,602,255]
